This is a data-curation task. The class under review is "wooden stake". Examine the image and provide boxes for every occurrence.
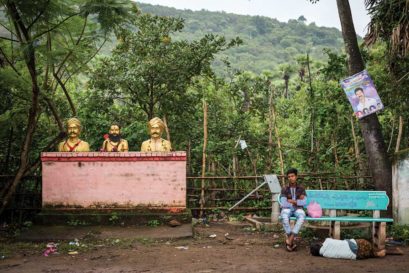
[162,115,171,142]
[350,116,364,187]
[387,117,395,153]
[270,85,285,186]
[395,115,403,153]
[267,89,274,171]
[200,100,208,217]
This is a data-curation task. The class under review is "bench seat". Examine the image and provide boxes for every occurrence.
[285,216,393,222]
[277,190,393,249]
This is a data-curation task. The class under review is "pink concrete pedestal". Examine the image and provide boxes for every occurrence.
[41,152,186,211]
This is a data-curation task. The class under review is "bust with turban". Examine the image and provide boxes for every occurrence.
[140,117,171,152]
[58,118,90,152]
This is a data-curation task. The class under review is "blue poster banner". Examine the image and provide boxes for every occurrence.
[340,70,384,119]
[305,190,389,210]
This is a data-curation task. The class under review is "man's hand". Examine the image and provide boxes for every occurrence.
[287,199,297,205]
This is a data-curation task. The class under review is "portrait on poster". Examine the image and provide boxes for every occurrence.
[340,70,383,119]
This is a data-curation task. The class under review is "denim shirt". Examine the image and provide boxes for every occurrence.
[280,185,307,210]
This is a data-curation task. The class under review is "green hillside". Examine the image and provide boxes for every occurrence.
[137,2,345,74]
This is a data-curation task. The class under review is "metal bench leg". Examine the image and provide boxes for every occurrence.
[329,221,341,239]
[372,222,386,250]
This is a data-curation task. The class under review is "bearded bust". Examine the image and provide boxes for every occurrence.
[140,117,171,152]
[101,123,129,152]
[58,118,90,152]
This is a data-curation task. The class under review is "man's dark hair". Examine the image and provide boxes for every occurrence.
[310,242,322,256]
[354,87,364,94]
[286,168,298,176]
[110,123,121,130]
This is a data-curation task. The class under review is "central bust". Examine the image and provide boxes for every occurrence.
[140,117,172,152]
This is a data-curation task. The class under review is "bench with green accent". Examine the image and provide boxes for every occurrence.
[279,190,393,249]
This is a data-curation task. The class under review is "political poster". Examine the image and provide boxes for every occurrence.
[340,70,383,119]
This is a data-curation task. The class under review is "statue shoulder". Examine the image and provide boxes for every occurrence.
[58,141,65,151]
[163,139,171,145]
[162,139,172,151]
[79,140,90,152]
[141,140,149,145]
[120,139,129,152]
[141,140,149,152]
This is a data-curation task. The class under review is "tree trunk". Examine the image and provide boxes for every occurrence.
[2,127,13,174]
[0,2,41,215]
[337,0,392,215]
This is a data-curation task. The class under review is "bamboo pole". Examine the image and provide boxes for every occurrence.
[162,115,171,142]
[350,116,364,187]
[387,117,395,153]
[246,147,260,197]
[270,85,285,185]
[200,100,208,217]
[267,88,274,171]
[395,115,403,153]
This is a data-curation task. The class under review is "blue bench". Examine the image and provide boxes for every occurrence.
[279,190,393,249]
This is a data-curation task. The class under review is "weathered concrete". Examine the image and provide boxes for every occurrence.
[41,152,186,210]
[392,148,409,224]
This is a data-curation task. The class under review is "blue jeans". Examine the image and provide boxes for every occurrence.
[281,208,305,235]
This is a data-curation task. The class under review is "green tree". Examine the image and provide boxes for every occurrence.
[0,0,135,214]
[89,13,242,120]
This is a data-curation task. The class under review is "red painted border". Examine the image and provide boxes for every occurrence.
[41,152,186,162]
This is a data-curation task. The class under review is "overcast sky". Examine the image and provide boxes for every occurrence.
[136,0,370,36]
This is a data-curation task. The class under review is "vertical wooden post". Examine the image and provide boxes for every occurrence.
[329,210,340,239]
[350,116,364,187]
[269,85,285,186]
[186,139,191,176]
[372,210,386,250]
[246,148,259,197]
[271,193,280,223]
[387,117,395,152]
[200,100,208,218]
[395,115,403,153]
[162,115,171,143]
[267,89,274,171]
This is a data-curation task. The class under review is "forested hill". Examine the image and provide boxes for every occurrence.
[137,2,345,74]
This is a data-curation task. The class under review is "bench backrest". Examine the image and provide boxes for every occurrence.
[304,190,390,210]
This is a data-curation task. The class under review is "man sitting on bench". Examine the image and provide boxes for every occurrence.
[280,168,307,251]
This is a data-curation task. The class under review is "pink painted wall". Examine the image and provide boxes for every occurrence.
[41,152,186,209]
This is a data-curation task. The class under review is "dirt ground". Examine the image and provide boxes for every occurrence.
[1,222,409,273]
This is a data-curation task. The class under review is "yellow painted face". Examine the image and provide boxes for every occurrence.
[68,123,80,138]
[150,124,162,139]
[109,125,120,136]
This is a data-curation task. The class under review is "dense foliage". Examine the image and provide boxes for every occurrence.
[126,3,346,75]
[0,2,408,214]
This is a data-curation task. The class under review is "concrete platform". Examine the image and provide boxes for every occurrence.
[34,208,192,226]
[17,224,193,242]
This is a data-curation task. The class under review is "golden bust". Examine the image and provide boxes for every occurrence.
[58,118,90,152]
[141,117,171,152]
[101,124,129,152]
